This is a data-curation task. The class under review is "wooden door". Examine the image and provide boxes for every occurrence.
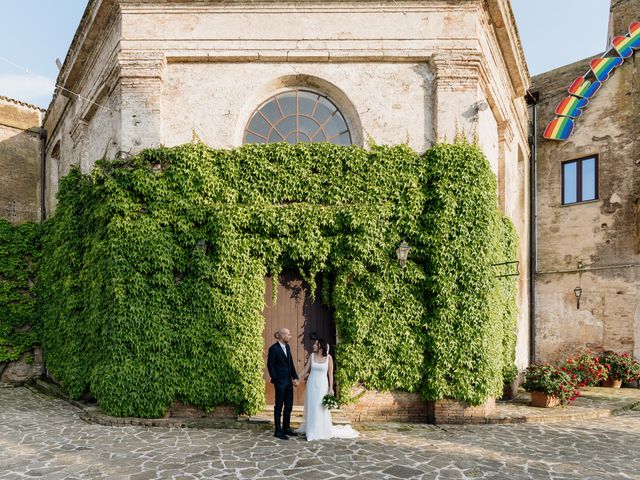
[262,271,335,405]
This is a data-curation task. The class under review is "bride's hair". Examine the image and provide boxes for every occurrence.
[316,338,329,356]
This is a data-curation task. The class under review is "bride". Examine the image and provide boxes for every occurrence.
[295,338,359,441]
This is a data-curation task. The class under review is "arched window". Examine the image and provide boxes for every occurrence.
[243,89,352,145]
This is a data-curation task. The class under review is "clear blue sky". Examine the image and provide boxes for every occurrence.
[0,0,612,108]
[511,0,611,75]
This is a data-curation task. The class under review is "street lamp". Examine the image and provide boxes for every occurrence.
[396,240,410,268]
[574,286,582,309]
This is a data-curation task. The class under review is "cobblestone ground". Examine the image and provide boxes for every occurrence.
[2,387,640,480]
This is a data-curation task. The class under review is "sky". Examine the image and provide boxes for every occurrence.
[0,0,613,109]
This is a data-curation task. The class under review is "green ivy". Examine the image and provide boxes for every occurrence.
[0,219,40,363]
[38,141,518,417]
[418,143,518,404]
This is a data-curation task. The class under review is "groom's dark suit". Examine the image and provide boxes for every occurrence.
[267,341,298,436]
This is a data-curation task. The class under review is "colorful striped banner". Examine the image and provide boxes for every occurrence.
[544,21,636,141]
[567,76,601,99]
[554,96,589,118]
[589,57,623,82]
[543,116,574,141]
[612,22,640,58]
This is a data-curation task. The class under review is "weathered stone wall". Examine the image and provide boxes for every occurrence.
[0,96,42,223]
[0,348,43,385]
[162,62,434,152]
[44,0,531,371]
[608,0,640,44]
[532,1,640,362]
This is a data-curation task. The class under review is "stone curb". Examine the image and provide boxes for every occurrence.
[29,378,270,430]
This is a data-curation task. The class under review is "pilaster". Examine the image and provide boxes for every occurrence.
[431,52,483,142]
[497,120,514,213]
[118,51,166,155]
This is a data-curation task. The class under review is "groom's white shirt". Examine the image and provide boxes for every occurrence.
[278,340,287,357]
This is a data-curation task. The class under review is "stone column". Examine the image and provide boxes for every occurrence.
[118,51,165,155]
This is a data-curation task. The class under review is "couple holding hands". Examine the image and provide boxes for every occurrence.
[267,328,358,441]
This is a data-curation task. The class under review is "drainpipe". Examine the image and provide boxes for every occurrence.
[40,128,47,222]
[526,90,539,366]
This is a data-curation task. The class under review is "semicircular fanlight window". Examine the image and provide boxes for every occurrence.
[243,89,352,146]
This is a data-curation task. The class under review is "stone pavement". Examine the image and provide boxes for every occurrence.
[2,386,640,479]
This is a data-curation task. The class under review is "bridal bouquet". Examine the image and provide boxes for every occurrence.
[322,394,340,410]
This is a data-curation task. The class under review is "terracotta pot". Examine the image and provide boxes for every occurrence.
[602,378,622,388]
[530,391,560,408]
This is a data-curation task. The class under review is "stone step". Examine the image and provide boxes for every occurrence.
[244,405,351,426]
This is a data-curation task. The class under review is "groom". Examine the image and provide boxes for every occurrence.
[267,327,299,440]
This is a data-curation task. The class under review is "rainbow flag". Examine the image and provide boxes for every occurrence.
[612,22,640,58]
[590,57,623,82]
[554,96,589,118]
[568,76,601,99]
[544,21,638,141]
[543,116,574,141]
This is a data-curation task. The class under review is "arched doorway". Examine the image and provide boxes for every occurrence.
[262,271,335,405]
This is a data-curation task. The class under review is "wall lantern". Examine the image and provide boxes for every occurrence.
[574,286,582,309]
[396,240,410,268]
[195,239,207,253]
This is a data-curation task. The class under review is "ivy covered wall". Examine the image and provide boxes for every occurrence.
[0,220,39,364]
[37,141,518,417]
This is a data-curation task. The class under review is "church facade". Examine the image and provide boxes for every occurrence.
[43,0,531,378]
[22,0,533,421]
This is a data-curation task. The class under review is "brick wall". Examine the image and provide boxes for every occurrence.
[427,397,496,425]
[341,389,431,423]
[341,388,496,424]
[168,401,235,419]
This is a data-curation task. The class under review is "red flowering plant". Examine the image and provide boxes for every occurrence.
[563,351,608,387]
[599,351,640,383]
[522,364,580,406]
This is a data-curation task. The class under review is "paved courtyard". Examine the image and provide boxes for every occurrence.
[2,387,640,480]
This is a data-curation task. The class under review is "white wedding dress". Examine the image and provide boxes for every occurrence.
[295,353,359,441]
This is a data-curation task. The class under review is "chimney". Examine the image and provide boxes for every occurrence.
[608,0,640,45]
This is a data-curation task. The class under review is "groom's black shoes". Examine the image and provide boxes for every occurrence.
[274,431,289,440]
[283,429,298,436]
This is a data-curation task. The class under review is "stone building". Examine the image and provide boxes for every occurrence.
[43,0,531,416]
[532,0,639,362]
[0,96,43,224]
[0,95,43,385]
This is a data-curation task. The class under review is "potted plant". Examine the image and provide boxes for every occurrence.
[563,351,608,387]
[599,351,640,388]
[523,364,580,407]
